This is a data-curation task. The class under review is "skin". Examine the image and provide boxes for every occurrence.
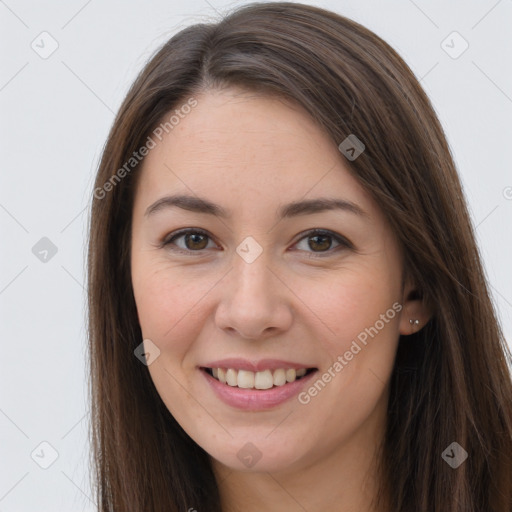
[130,87,430,511]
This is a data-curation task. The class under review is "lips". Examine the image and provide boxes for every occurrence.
[199,358,318,409]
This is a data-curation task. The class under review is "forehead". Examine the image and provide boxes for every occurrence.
[134,88,374,219]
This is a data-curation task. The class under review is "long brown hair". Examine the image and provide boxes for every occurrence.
[87,2,512,510]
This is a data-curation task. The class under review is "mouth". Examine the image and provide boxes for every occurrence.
[201,366,317,390]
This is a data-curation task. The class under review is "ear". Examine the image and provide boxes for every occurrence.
[398,277,433,336]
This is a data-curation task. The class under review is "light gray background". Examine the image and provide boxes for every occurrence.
[1,0,511,510]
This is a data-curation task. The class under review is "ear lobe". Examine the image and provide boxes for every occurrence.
[398,284,433,336]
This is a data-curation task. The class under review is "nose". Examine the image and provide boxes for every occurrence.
[214,252,293,340]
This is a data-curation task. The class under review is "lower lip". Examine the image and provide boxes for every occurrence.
[201,368,318,410]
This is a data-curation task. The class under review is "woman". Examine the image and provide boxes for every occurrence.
[87,2,512,511]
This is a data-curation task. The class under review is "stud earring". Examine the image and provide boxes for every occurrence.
[409,319,420,326]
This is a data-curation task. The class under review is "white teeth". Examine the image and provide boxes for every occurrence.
[254,370,273,389]
[226,368,238,386]
[237,370,255,388]
[273,368,287,386]
[286,369,296,382]
[208,367,311,389]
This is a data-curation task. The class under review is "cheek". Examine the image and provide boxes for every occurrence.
[131,257,233,366]
[132,264,210,416]
[132,261,200,350]
[296,270,401,433]
[302,265,401,356]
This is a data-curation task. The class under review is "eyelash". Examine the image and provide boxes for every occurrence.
[161,228,353,257]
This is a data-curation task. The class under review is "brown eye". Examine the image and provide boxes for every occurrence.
[183,232,209,250]
[307,234,332,252]
[163,229,215,253]
[294,229,352,256]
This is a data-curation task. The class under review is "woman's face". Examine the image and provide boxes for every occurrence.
[131,88,416,474]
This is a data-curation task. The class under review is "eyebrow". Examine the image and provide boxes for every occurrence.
[144,194,367,219]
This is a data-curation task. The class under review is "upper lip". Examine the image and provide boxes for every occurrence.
[201,358,316,372]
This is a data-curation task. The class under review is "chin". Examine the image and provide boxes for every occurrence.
[207,437,305,474]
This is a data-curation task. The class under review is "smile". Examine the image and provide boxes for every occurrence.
[203,367,316,389]
[200,363,319,410]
